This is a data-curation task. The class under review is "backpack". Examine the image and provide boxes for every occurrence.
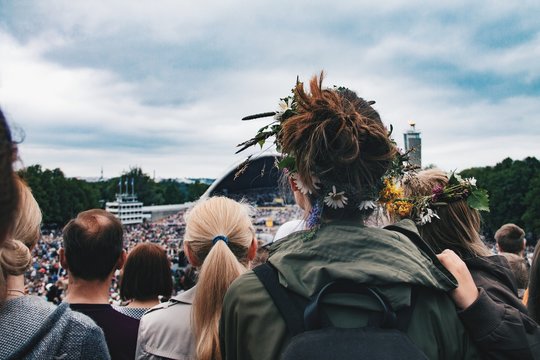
[254,264,428,359]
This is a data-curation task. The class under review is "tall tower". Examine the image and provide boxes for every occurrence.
[404,121,422,168]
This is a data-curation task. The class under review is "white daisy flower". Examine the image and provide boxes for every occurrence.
[275,97,294,120]
[417,208,440,225]
[358,201,377,211]
[324,186,348,209]
[464,177,477,186]
[278,98,293,112]
[291,173,311,195]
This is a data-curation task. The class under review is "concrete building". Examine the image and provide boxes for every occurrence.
[404,121,422,168]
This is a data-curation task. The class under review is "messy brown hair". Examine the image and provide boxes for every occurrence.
[280,72,397,219]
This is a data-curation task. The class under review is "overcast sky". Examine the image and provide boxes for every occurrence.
[1,1,539,180]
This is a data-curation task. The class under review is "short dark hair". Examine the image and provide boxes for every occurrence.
[495,223,525,255]
[119,242,172,301]
[62,209,124,281]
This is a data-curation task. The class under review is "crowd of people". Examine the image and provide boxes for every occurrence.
[1,73,540,359]
[23,204,304,304]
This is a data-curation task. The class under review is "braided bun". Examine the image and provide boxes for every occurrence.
[0,239,32,276]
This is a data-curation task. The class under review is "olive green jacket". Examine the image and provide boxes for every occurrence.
[220,220,480,360]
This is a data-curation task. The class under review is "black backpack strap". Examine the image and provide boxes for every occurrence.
[253,263,305,336]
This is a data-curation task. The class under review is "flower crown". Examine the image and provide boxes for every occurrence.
[236,84,299,173]
[379,172,490,225]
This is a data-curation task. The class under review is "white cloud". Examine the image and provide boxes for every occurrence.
[1,0,539,179]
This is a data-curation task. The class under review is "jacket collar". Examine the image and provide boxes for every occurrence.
[170,285,196,305]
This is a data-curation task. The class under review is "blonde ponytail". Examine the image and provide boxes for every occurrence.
[193,240,246,360]
[184,197,255,360]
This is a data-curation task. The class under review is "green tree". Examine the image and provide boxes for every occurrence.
[19,165,100,225]
[522,174,540,236]
[186,180,210,201]
[161,179,185,204]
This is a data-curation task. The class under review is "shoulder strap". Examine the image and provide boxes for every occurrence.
[253,263,304,336]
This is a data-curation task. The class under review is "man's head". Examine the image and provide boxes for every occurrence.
[61,209,124,281]
[495,223,526,255]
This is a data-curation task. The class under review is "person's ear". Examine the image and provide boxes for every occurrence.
[289,176,299,192]
[59,248,69,270]
[184,242,200,267]
[247,237,258,261]
[116,250,127,270]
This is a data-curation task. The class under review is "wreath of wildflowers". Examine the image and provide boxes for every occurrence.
[379,172,490,225]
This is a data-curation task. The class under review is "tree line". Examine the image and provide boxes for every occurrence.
[18,157,540,242]
[19,165,210,226]
[460,156,540,243]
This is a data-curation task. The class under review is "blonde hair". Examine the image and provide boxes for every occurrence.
[0,239,32,277]
[0,176,41,300]
[13,176,42,249]
[184,197,255,360]
[402,169,490,258]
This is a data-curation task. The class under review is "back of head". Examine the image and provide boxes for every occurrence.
[280,73,397,221]
[0,175,41,297]
[0,108,20,302]
[0,237,32,304]
[13,175,42,250]
[402,169,489,258]
[0,239,32,278]
[0,108,18,246]
[120,242,172,302]
[498,252,529,290]
[62,209,124,281]
[184,196,255,360]
[495,223,525,255]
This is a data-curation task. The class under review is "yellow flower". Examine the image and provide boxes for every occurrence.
[379,178,404,205]
[394,201,413,217]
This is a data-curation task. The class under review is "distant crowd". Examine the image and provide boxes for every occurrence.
[25,204,304,305]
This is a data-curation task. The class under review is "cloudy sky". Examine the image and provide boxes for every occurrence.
[1,1,539,180]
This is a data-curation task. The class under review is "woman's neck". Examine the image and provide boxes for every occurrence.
[127,298,159,308]
[6,275,26,298]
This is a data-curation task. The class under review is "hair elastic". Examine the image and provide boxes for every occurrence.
[212,235,229,246]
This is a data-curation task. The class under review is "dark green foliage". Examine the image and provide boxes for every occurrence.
[19,165,210,226]
[186,180,209,202]
[19,165,100,225]
[460,157,540,239]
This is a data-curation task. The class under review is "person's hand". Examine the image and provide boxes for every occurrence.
[436,249,479,310]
